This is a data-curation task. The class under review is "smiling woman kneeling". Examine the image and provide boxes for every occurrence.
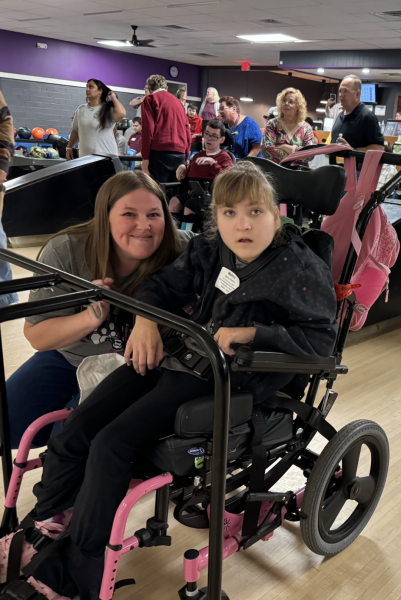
[6,171,189,449]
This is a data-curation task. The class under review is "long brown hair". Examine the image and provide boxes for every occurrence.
[39,171,182,293]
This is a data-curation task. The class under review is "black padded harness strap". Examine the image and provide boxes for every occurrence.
[275,397,337,441]
[6,530,25,584]
[242,408,267,538]
[219,238,291,282]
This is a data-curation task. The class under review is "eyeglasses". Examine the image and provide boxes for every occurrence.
[219,106,229,111]
[204,131,221,140]
[283,99,296,106]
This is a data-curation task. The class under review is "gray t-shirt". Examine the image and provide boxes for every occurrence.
[26,230,195,367]
[72,104,118,158]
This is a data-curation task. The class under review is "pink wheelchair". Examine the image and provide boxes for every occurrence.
[0,149,400,600]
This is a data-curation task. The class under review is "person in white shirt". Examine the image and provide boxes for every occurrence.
[66,79,126,160]
[325,99,343,123]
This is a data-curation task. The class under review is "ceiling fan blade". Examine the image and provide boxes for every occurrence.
[138,39,154,45]
[93,38,128,42]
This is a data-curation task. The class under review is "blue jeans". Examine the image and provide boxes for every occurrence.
[6,350,80,449]
[0,213,18,308]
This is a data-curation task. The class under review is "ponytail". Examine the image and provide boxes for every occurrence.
[87,78,114,130]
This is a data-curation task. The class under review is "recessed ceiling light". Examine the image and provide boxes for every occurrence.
[236,33,300,43]
[240,97,253,102]
[362,68,370,73]
[316,108,326,113]
[320,99,328,104]
[317,68,325,73]
[97,40,131,47]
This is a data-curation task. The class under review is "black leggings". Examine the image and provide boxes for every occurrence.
[31,367,214,558]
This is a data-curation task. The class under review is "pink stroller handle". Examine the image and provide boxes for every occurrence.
[5,409,73,509]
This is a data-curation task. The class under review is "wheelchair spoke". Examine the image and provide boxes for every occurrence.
[321,487,347,532]
[354,476,376,505]
[342,442,362,486]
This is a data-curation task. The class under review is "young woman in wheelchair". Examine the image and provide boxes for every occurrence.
[169,119,233,228]
[0,161,338,599]
[6,171,193,449]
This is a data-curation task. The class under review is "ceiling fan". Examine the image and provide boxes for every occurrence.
[94,25,155,47]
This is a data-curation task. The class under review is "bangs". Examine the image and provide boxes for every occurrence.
[213,172,277,209]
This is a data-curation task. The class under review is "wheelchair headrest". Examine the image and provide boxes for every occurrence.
[241,157,347,216]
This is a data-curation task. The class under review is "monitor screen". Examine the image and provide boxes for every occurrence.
[361,84,376,103]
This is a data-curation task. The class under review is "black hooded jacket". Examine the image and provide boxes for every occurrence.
[134,225,338,400]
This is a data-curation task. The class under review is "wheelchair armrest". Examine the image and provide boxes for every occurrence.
[232,346,345,375]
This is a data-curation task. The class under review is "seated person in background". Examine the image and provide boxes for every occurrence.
[169,119,233,218]
[128,117,142,156]
[114,124,128,155]
[218,96,262,159]
[5,171,190,450]
[187,104,203,138]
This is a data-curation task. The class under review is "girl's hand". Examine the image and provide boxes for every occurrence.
[86,278,114,326]
[124,316,164,375]
[195,156,216,166]
[214,327,257,356]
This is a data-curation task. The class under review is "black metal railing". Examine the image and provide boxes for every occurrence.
[0,250,230,600]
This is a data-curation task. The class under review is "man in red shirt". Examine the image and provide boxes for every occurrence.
[187,104,203,138]
[141,74,191,182]
[169,119,232,223]
[128,117,142,156]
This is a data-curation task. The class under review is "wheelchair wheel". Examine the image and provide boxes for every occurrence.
[300,420,389,556]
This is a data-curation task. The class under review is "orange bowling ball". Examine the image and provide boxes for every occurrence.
[46,128,59,136]
[32,127,45,140]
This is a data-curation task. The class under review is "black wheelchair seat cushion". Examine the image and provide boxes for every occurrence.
[148,406,293,477]
[175,392,253,438]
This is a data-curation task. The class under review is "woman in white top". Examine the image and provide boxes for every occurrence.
[67,79,126,160]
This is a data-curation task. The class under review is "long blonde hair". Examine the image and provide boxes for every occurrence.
[276,87,307,122]
[206,87,219,103]
[39,171,182,293]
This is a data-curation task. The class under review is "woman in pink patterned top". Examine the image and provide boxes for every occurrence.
[262,88,314,164]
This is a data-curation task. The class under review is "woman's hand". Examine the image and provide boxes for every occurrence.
[124,316,164,375]
[176,164,188,180]
[108,91,117,103]
[66,148,74,161]
[86,278,114,326]
[214,327,257,356]
[278,144,296,155]
[195,156,216,166]
[130,97,144,108]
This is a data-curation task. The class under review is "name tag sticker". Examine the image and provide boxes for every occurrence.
[215,267,240,294]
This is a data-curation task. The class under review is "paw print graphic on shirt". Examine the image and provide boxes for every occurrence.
[88,321,123,351]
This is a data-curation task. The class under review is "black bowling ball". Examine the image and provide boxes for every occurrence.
[17,127,31,140]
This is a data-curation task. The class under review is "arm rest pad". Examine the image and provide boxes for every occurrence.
[232,346,338,374]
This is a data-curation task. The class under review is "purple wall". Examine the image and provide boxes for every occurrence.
[0,29,202,97]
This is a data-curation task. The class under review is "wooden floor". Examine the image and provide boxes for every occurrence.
[2,248,401,600]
